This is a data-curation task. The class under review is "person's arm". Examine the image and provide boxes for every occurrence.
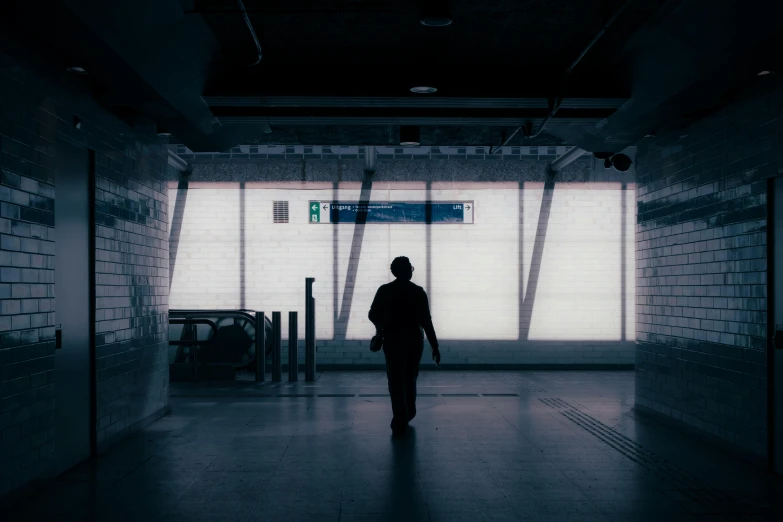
[368,286,384,334]
[417,289,440,356]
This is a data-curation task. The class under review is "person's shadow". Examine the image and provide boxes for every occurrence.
[383,427,427,521]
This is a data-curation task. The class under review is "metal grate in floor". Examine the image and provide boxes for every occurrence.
[539,398,770,522]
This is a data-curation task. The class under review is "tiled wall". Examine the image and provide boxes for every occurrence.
[0,51,170,499]
[169,157,636,368]
[635,82,783,457]
[93,138,170,449]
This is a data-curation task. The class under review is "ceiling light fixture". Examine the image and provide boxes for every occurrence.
[410,86,437,94]
[757,70,774,76]
[66,66,87,74]
[420,0,453,26]
[420,16,452,27]
[400,126,420,146]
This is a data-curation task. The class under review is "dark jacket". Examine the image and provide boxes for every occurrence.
[368,279,439,348]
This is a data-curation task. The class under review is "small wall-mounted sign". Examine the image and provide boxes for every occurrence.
[309,201,474,224]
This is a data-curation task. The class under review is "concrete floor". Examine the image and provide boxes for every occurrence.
[3,371,782,522]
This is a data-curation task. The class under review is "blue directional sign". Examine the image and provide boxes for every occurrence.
[309,201,474,224]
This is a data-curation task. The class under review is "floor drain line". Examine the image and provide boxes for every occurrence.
[539,398,761,522]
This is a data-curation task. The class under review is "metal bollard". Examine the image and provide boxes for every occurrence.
[192,323,198,382]
[272,312,282,382]
[305,278,316,382]
[288,312,298,381]
[255,311,265,383]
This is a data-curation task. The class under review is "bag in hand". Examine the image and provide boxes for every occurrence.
[370,334,383,352]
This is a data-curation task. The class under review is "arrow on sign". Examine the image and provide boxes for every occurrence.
[323,205,329,210]
[465,205,471,210]
[311,204,317,211]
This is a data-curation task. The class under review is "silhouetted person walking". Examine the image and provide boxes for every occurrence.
[369,256,440,435]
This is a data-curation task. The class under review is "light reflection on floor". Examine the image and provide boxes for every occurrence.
[2,371,781,522]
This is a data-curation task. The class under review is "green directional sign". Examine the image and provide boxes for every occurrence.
[309,201,321,223]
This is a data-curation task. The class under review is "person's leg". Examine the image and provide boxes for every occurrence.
[405,340,424,421]
[383,343,408,431]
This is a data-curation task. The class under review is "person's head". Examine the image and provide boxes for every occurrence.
[390,256,414,281]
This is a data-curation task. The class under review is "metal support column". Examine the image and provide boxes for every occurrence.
[288,312,298,381]
[192,324,198,382]
[305,277,316,381]
[272,312,282,382]
[365,145,376,173]
[255,311,265,382]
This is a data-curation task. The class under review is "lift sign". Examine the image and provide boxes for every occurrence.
[309,201,474,224]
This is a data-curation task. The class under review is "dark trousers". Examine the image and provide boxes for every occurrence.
[383,338,424,429]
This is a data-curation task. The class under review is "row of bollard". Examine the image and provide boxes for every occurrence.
[255,278,317,383]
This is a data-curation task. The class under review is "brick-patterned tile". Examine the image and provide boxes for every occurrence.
[634,82,781,458]
[0,50,170,499]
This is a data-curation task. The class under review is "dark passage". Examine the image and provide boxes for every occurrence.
[3,0,783,517]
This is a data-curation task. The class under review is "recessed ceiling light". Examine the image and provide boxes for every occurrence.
[400,125,420,146]
[420,17,452,27]
[66,66,87,74]
[420,0,452,26]
[410,86,437,94]
[644,134,656,138]
[757,70,774,76]
[157,132,172,137]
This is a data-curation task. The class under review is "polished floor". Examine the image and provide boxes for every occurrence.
[3,371,782,522]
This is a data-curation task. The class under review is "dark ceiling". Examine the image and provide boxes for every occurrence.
[198,0,657,94]
[2,0,783,151]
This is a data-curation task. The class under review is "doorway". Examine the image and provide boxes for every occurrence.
[53,142,95,475]
[770,177,783,475]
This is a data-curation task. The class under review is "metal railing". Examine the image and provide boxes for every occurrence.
[169,309,272,382]
[168,279,317,383]
[169,318,217,381]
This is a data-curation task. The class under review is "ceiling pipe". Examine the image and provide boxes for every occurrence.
[236,0,263,65]
[168,149,189,172]
[491,0,634,153]
[546,147,587,175]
